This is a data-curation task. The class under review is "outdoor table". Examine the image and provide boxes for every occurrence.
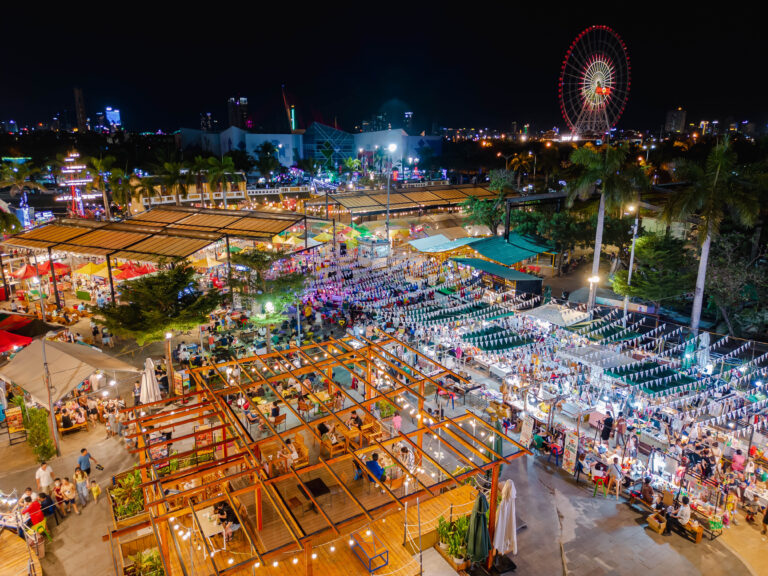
[197,506,226,547]
[301,478,331,512]
[339,426,362,450]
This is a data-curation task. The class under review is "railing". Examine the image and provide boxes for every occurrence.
[141,186,311,206]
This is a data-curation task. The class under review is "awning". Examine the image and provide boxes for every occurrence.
[452,258,541,282]
[519,303,590,327]
[0,330,33,353]
[469,235,555,266]
[408,235,482,253]
[0,340,140,409]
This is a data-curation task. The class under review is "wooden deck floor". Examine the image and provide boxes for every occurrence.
[0,529,43,576]
[172,483,478,576]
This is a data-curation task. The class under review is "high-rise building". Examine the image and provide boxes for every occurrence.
[105,107,121,130]
[404,111,414,133]
[227,97,248,129]
[201,112,216,132]
[665,107,686,133]
[74,87,87,132]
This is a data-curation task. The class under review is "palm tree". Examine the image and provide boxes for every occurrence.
[206,156,238,209]
[191,156,211,208]
[567,143,648,310]
[0,163,49,204]
[156,162,187,206]
[86,156,116,220]
[108,168,138,216]
[508,153,533,190]
[663,136,759,336]
[135,176,160,211]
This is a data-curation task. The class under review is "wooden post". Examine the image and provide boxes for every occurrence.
[255,484,262,530]
[106,254,115,302]
[304,539,313,576]
[47,247,60,308]
[0,252,9,301]
[486,463,500,570]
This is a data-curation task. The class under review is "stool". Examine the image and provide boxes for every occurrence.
[31,519,53,542]
[593,476,608,498]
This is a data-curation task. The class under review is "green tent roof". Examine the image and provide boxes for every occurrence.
[452,258,542,282]
[469,234,554,266]
[408,234,482,253]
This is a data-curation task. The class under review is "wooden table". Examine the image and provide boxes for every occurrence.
[0,529,42,576]
[339,426,362,450]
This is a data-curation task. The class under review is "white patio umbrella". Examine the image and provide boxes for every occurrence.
[139,358,162,404]
[493,479,518,556]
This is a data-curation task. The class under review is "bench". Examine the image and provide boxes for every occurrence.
[57,420,89,435]
[681,521,703,543]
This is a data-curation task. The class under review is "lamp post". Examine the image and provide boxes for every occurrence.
[496,152,514,171]
[165,332,174,397]
[587,275,600,313]
[528,150,537,192]
[385,143,397,257]
[623,205,640,326]
[31,273,60,457]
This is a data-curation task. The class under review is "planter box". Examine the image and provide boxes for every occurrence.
[434,543,470,572]
[108,471,150,530]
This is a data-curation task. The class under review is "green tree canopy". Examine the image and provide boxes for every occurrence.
[461,192,506,236]
[91,262,221,345]
[611,233,695,310]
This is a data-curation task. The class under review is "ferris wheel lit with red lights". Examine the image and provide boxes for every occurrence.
[558,25,630,138]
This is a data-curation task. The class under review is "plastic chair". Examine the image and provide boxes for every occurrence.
[30,519,53,542]
[593,476,608,498]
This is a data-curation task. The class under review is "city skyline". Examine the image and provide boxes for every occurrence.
[1,6,766,133]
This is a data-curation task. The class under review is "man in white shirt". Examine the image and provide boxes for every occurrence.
[664,496,691,535]
[607,457,623,498]
[35,462,54,495]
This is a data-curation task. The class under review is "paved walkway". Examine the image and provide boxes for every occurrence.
[504,455,756,576]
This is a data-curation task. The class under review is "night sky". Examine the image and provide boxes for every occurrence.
[1,6,763,134]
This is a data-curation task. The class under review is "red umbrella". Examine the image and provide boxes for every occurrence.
[0,329,33,353]
[136,264,157,275]
[114,268,141,280]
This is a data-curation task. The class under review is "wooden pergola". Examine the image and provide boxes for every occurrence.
[106,332,529,576]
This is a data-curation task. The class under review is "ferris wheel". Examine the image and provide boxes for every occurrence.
[558,25,630,138]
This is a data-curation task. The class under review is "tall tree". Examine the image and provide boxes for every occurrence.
[0,163,49,210]
[230,250,304,351]
[487,169,515,195]
[663,136,759,335]
[207,156,239,208]
[508,153,533,190]
[191,156,211,208]
[567,144,649,308]
[536,212,584,275]
[91,261,221,346]
[134,176,159,211]
[611,233,695,313]
[108,168,138,216]
[86,155,116,220]
[461,192,506,236]
[156,161,187,206]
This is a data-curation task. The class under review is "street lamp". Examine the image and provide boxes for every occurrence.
[165,331,174,397]
[386,143,397,254]
[622,205,640,325]
[497,152,514,171]
[587,275,600,312]
[528,150,537,191]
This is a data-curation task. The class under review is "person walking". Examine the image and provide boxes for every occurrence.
[614,412,627,448]
[78,448,100,477]
[60,477,80,515]
[600,412,614,446]
[73,467,89,508]
[35,461,54,496]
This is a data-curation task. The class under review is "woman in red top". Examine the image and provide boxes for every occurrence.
[22,496,44,526]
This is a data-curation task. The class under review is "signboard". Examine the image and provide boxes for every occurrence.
[173,371,190,396]
[562,430,579,475]
[147,434,169,461]
[6,407,24,434]
[519,415,534,449]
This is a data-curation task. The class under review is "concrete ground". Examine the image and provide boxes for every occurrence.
[502,455,758,576]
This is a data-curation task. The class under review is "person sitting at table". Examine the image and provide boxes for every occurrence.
[269,401,280,423]
[279,439,300,467]
[215,501,240,543]
[318,421,337,442]
[253,384,266,398]
[630,477,656,505]
[365,453,386,482]
[397,446,414,474]
[347,411,364,430]
[61,409,74,429]
[73,407,86,425]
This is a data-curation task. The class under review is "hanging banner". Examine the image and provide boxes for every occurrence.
[562,430,579,475]
[519,415,535,450]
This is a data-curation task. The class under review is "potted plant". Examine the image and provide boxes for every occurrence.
[447,531,464,564]
[127,548,165,576]
[109,469,147,528]
[436,516,450,550]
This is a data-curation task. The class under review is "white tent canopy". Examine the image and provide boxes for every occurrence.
[558,344,635,370]
[0,340,140,409]
[520,303,589,327]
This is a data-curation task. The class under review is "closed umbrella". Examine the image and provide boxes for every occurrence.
[139,358,162,404]
[493,479,518,556]
[465,492,490,563]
